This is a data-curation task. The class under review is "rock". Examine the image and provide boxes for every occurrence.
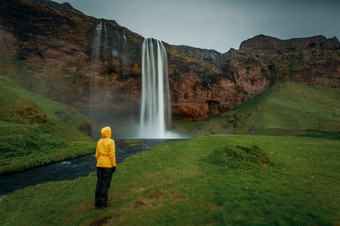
[78,122,92,136]
[239,34,340,56]
[55,111,71,122]
[172,103,209,121]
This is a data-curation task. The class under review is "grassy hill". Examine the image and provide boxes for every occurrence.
[1,135,339,225]
[173,82,340,138]
[0,76,96,175]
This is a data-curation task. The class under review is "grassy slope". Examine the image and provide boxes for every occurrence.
[0,135,339,225]
[0,53,90,106]
[173,82,340,137]
[0,76,95,174]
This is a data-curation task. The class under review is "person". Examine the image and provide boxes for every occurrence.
[95,126,116,209]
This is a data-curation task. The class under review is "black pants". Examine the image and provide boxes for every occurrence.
[95,167,116,208]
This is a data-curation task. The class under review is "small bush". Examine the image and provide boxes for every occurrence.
[206,144,272,170]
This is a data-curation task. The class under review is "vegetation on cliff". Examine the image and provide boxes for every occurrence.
[0,76,95,175]
[0,54,91,105]
[173,82,340,137]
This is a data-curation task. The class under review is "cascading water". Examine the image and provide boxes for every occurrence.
[90,20,134,137]
[90,22,179,138]
[139,38,173,138]
[115,28,120,42]
[121,30,128,73]
[90,20,104,136]
[122,30,128,52]
[91,21,103,80]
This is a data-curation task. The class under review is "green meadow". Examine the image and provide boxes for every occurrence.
[1,135,339,225]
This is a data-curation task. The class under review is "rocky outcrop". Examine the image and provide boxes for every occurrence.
[239,34,340,56]
[167,47,270,120]
[1,0,339,122]
[241,36,340,89]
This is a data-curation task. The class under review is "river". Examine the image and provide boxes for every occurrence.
[0,139,174,196]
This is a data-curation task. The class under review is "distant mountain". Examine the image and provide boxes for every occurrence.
[0,0,339,123]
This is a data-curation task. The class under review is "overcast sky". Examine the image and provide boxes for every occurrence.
[53,0,340,53]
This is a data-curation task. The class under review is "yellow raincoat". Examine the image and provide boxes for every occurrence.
[95,126,116,168]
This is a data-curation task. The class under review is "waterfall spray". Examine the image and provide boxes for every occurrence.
[139,38,173,138]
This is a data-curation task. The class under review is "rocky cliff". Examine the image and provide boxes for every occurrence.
[167,34,340,120]
[1,0,339,123]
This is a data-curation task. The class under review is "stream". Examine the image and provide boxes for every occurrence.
[0,139,173,196]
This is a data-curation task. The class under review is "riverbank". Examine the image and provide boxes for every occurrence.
[0,76,95,175]
[0,139,176,196]
[1,135,339,225]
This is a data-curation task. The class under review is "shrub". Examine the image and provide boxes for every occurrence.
[207,144,272,170]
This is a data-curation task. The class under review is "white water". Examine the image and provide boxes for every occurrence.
[121,30,128,72]
[90,23,180,138]
[140,38,178,138]
[122,30,128,52]
[90,21,104,136]
[91,21,103,78]
[115,28,120,42]
[90,21,133,137]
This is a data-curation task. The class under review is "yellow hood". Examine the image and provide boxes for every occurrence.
[101,126,111,139]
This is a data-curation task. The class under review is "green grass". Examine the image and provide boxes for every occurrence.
[173,82,340,137]
[0,76,95,174]
[1,135,339,225]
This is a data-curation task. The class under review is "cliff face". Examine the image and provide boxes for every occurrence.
[239,34,340,56]
[167,46,270,120]
[1,0,340,122]
[167,34,340,120]
[0,0,144,117]
[239,34,340,88]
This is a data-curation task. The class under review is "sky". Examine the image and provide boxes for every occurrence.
[53,0,340,53]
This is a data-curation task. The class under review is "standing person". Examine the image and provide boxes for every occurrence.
[95,126,116,209]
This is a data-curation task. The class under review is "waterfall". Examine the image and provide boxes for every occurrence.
[90,22,179,138]
[122,30,128,52]
[90,20,104,136]
[121,30,128,73]
[90,20,136,138]
[115,28,120,42]
[139,38,172,138]
[91,21,103,78]
[103,22,111,59]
